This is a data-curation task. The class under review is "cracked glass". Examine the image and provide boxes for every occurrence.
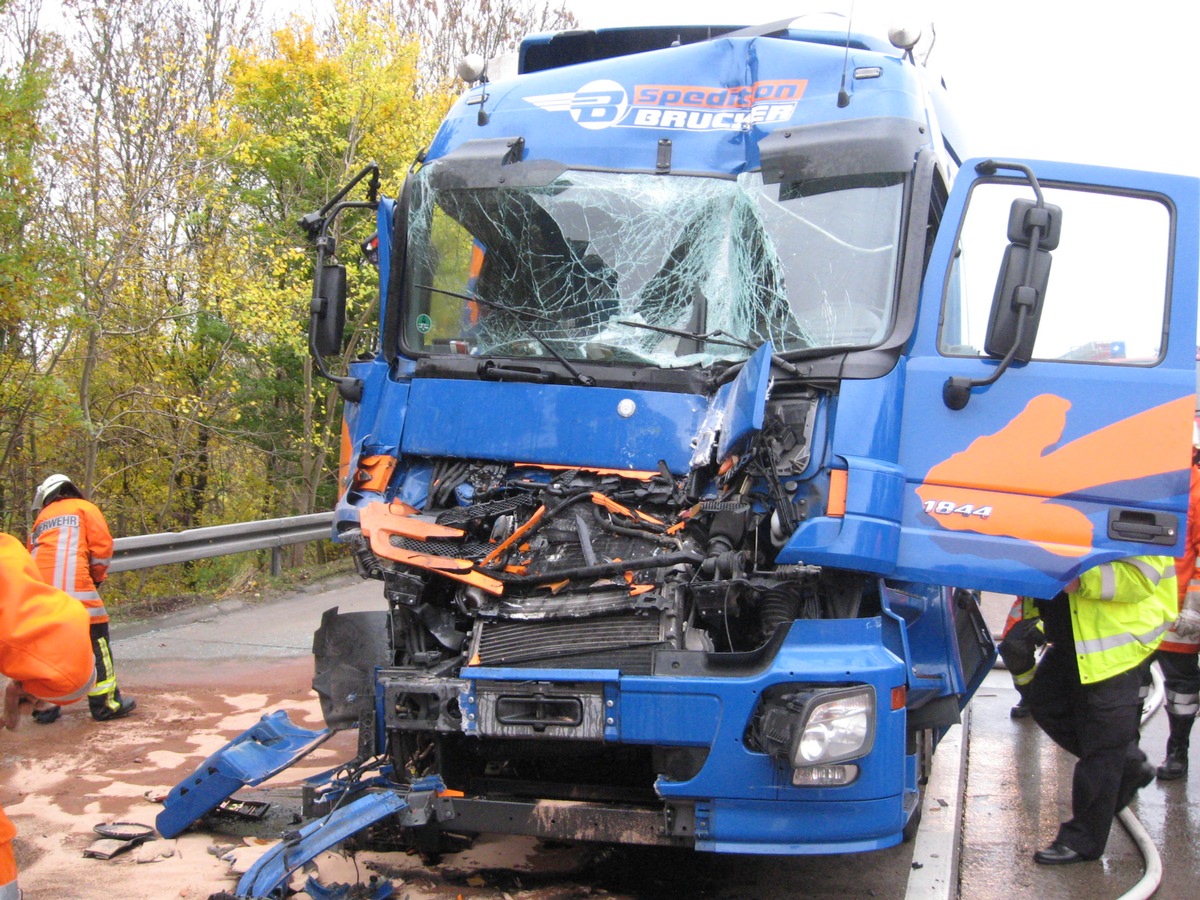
[402,167,903,366]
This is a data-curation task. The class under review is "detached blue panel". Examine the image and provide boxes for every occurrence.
[716,342,773,460]
[237,791,411,898]
[156,710,330,839]
[400,379,708,474]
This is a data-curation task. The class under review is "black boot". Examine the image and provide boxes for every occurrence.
[1156,712,1193,781]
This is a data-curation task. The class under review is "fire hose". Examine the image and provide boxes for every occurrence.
[993,653,1165,898]
[1115,661,1164,900]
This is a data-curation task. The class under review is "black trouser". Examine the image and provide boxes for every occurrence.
[1026,642,1146,859]
[1155,649,1200,717]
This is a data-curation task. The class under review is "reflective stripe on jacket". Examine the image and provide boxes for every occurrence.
[1070,555,1177,683]
[29,496,114,623]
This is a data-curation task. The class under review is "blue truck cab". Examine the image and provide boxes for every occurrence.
[189,19,1200,873]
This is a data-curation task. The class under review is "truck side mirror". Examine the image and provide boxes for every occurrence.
[982,199,1061,363]
[944,162,1063,411]
[311,264,347,357]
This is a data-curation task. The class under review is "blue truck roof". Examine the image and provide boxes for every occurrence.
[517,24,899,73]
[427,29,934,177]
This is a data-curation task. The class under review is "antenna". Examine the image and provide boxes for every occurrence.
[837,1,855,108]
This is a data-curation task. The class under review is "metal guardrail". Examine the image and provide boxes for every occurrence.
[109,512,335,575]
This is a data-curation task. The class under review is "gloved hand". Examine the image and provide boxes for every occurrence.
[1172,605,1200,642]
[999,617,1044,683]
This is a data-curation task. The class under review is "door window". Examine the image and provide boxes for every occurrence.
[939,183,1171,364]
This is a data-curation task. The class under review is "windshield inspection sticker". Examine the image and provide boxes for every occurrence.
[416,314,432,334]
[525,78,807,132]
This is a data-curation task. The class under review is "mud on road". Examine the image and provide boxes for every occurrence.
[4,652,913,899]
[4,657,607,900]
[5,574,922,900]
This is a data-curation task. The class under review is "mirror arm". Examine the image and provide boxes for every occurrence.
[305,195,379,404]
[943,305,1029,410]
[944,160,1052,411]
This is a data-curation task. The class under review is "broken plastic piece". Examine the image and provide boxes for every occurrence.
[235,791,414,898]
[156,710,331,839]
[83,838,139,860]
[94,822,156,841]
[213,798,271,821]
[83,824,155,861]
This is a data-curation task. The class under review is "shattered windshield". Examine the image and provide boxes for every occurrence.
[401,167,903,366]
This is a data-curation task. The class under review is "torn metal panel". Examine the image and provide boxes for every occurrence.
[156,710,331,839]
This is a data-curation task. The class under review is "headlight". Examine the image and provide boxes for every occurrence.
[791,687,875,766]
[750,685,876,773]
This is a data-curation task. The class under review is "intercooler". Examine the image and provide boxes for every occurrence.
[469,613,668,675]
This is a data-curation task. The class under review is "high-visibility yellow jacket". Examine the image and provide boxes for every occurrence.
[1069,555,1177,683]
[1,532,96,894]
[29,496,114,623]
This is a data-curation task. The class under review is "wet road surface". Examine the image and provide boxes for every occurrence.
[7,577,1199,898]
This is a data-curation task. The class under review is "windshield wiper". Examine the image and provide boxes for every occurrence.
[615,320,801,376]
[417,284,596,387]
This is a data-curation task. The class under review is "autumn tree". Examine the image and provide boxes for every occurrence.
[201,0,452,529]
[381,0,576,91]
[0,0,80,528]
[23,0,271,546]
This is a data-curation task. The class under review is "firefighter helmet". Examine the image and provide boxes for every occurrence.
[32,474,79,514]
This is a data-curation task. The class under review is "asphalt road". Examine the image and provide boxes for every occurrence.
[963,594,1200,900]
[7,576,1198,899]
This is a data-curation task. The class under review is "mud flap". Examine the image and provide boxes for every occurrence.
[156,710,331,839]
[235,783,441,898]
[312,607,391,729]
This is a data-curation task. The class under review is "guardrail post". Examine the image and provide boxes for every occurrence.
[271,546,282,578]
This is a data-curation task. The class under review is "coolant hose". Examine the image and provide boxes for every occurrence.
[1115,662,1164,900]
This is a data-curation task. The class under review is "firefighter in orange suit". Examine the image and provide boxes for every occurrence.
[1152,428,1200,779]
[29,474,136,721]
[2,531,96,897]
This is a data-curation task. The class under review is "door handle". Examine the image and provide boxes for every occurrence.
[1107,509,1179,546]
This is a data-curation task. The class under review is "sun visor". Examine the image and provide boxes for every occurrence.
[427,136,568,190]
[760,117,925,184]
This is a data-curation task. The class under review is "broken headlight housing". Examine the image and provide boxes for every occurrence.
[750,685,876,783]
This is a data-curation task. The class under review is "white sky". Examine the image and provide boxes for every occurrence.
[38,0,1195,181]
[561,0,1200,179]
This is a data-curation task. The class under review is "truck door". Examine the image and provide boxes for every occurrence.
[896,158,1200,598]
